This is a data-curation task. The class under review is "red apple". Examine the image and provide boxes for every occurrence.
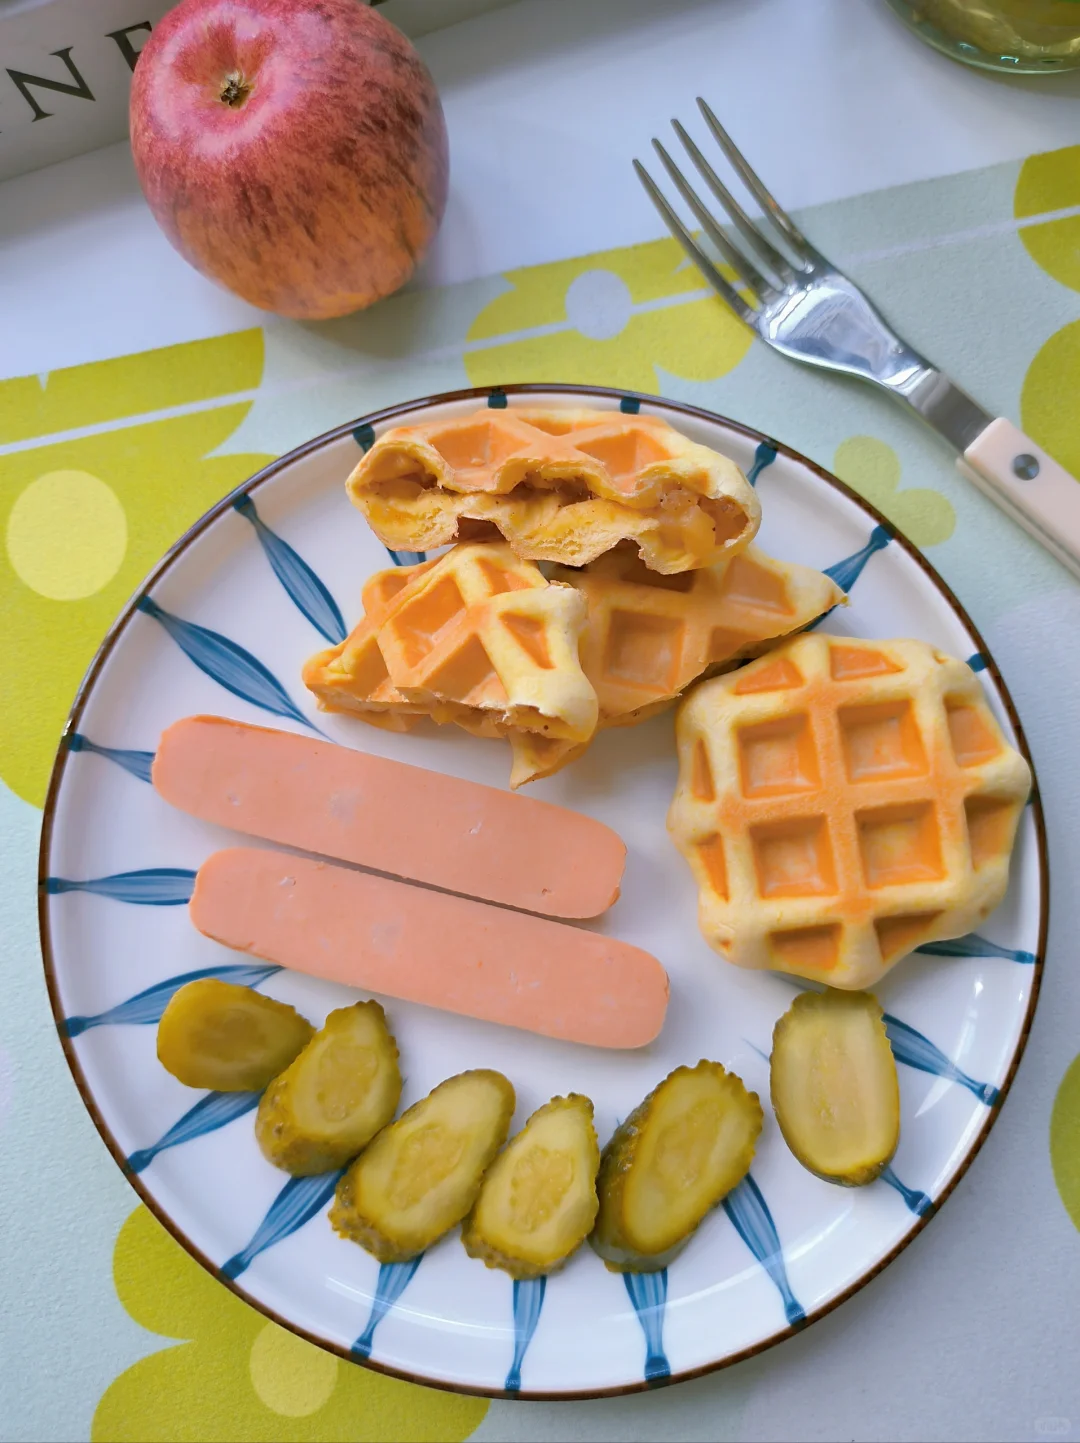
[130,0,449,318]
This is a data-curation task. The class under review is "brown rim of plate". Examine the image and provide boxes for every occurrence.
[37,381,1048,1402]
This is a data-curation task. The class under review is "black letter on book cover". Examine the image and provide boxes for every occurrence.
[7,47,95,123]
[106,22,153,73]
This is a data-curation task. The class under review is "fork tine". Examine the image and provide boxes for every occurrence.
[633,159,756,326]
[670,120,791,284]
[652,139,767,301]
[697,98,813,260]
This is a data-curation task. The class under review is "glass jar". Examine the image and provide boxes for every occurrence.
[885,0,1080,71]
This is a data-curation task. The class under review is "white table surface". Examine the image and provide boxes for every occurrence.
[3,3,1080,1442]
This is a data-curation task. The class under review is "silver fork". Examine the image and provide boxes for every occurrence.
[635,99,1080,581]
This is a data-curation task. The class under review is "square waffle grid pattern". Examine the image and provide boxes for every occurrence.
[345,407,761,573]
[302,542,598,757]
[669,634,1032,989]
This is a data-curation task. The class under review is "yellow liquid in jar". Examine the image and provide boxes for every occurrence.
[895,0,1080,67]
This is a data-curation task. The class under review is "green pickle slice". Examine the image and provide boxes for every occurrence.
[770,988,900,1186]
[330,1069,515,1263]
[462,1093,600,1279]
[591,1061,762,1272]
[157,978,313,1092]
[255,1000,402,1176]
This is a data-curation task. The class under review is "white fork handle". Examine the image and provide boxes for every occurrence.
[960,418,1080,582]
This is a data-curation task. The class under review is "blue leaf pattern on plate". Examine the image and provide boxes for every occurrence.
[967,652,989,673]
[127,1090,261,1174]
[915,931,1036,964]
[66,733,154,782]
[387,549,427,567]
[137,596,317,732]
[747,440,778,486]
[505,1276,546,1393]
[45,867,195,905]
[487,389,508,409]
[352,423,375,451]
[723,1173,806,1327]
[64,962,282,1035]
[879,1165,935,1217]
[882,1013,1000,1105]
[623,1270,671,1382]
[823,524,892,593]
[619,395,642,414]
[222,1169,345,1280]
[232,494,346,645]
[352,1256,425,1359]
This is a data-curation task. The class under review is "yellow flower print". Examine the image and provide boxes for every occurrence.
[1015,145,1080,293]
[464,236,752,392]
[93,1207,488,1443]
[832,436,955,547]
[1051,1054,1080,1235]
[0,330,275,808]
[1021,318,1080,480]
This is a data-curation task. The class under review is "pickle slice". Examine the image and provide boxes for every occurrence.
[462,1094,600,1279]
[591,1061,762,1272]
[330,1069,515,1262]
[770,988,900,1186]
[157,978,313,1092]
[255,1000,402,1176]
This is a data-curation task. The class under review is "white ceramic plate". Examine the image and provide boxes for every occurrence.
[40,385,1046,1400]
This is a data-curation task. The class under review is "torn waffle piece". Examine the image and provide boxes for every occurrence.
[667,634,1032,989]
[303,542,598,753]
[153,715,625,919]
[554,544,843,730]
[304,541,842,788]
[345,407,760,573]
[190,848,669,1049]
[507,542,844,786]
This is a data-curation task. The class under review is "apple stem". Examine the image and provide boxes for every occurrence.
[220,70,252,108]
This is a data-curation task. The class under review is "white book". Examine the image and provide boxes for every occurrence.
[0,0,512,182]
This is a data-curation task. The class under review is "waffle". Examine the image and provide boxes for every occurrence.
[345,407,760,574]
[668,634,1032,989]
[306,542,843,787]
[554,543,845,729]
[302,558,439,734]
[504,544,843,785]
[303,543,598,753]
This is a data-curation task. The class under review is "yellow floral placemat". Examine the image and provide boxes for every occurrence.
[2,145,1080,1443]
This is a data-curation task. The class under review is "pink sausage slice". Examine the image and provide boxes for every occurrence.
[191,848,668,1050]
[154,716,625,919]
